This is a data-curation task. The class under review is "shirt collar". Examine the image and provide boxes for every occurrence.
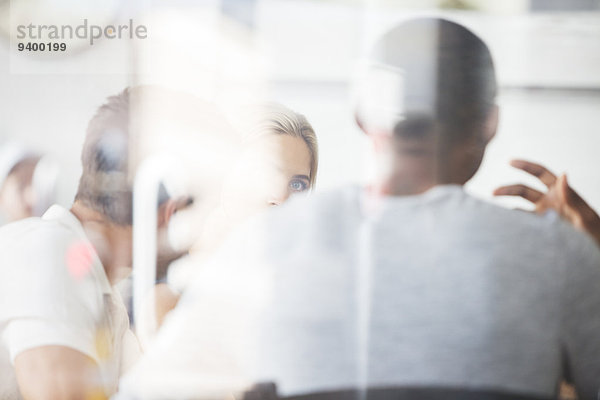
[360,183,464,205]
[43,205,113,295]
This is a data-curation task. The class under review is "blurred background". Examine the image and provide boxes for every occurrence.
[1,0,599,211]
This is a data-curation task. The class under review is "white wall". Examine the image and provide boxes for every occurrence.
[0,37,132,206]
[468,89,600,211]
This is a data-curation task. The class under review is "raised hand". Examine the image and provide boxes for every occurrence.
[494,159,600,247]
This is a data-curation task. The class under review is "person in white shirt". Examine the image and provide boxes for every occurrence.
[0,88,182,400]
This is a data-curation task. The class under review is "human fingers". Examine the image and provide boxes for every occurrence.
[509,159,557,188]
[493,184,545,204]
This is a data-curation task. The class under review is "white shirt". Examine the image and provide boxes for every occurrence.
[119,185,600,400]
[0,205,138,399]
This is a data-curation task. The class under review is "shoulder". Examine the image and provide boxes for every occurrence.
[554,216,600,276]
[458,191,568,234]
[0,216,79,270]
[0,217,104,321]
[461,191,600,266]
[0,215,76,246]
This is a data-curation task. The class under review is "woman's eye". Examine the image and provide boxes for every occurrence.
[289,179,308,192]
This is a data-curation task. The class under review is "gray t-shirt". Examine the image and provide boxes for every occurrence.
[119,185,600,400]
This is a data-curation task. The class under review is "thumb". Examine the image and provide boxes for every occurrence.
[556,174,585,229]
[557,174,576,208]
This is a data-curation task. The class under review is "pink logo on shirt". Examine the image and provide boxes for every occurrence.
[66,240,94,280]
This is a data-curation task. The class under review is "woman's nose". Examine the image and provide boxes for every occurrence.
[268,191,290,207]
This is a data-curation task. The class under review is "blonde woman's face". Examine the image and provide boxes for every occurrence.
[221,133,312,222]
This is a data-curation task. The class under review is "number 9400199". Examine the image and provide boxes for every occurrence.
[17,42,66,51]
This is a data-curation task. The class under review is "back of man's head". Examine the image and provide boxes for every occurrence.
[75,88,132,225]
[359,17,497,152]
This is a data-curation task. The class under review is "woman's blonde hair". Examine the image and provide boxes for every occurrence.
[245,103,319,188]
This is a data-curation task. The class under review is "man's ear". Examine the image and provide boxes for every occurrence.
[356,115,394,153]
[157,196,193,229]
[483,104,499,145]
[157,200,176,229]
[355,113,367,134]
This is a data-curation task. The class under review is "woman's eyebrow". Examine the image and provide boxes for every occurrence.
[292,174,310,181]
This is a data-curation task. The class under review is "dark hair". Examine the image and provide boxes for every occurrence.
[369,18,497,145]
[74,88,133,225]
